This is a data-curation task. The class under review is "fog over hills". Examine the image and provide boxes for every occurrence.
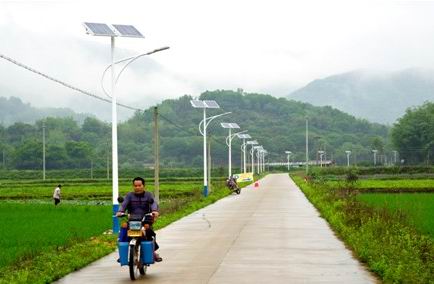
[287,68,434,124]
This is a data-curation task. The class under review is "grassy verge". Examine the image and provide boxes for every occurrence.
[0,178,249,284]
[291,174,434,283]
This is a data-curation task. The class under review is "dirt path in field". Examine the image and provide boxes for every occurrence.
[56,174,376,284]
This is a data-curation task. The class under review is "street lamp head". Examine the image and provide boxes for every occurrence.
[345,150,351,154]
[246,140,258,145]
[285,151,292,154]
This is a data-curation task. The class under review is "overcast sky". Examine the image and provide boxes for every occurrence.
[1,0,434,119]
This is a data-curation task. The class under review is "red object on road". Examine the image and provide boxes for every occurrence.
[254,182,259,188]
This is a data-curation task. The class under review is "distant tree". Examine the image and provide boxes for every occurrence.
[65,141,93,168]
[13,139,42,169]
[391,102,434,165]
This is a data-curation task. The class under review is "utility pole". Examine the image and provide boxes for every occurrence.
[106,138,110,180]
[2,149,5,169]
[153,107,160,203]
[42,120,46,180]
[305,117,309,175]
[90,160,93,179]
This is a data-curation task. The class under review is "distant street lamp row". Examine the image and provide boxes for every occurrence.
[190,99,268,197]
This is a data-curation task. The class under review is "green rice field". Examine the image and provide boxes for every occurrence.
[0,203,111,269]
[0,181,203,200]
[357,193,434,238]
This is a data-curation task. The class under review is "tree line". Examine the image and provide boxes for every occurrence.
[1,90,409,171]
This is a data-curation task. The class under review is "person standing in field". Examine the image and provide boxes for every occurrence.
[53,184,61,206]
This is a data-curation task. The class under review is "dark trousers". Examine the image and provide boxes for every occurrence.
[54,198,60,206]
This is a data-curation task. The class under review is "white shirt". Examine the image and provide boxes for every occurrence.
[53,187,61,199]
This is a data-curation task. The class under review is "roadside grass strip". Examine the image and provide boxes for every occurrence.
[292,175,434,283]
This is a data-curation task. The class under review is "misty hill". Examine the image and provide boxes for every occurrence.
[287,69,434,124]
[0,96,92,126]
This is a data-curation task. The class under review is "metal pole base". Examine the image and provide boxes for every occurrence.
[112,204,119,234]
[203,185,208,197]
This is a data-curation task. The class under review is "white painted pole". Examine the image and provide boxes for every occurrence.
[306,118,309,175]
[203,108,208,196]
[228,128,232,177]
[251,146,255,175]
[42,120,46,180]
[111,36,120,233]
[243,138,246,173]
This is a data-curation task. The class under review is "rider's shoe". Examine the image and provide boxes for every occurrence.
[154,252,163,262]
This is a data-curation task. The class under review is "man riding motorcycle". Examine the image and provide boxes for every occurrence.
[116,177,162,262]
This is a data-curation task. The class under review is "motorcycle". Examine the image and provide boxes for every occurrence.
[117,212,156,280]
[226,177,241,194]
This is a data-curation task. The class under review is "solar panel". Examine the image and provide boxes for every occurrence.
[237,134,251,139]
[221,123,240,129]
[203,100,220,109]
[83,22,116,36]
[190,100,206,108]
[112,24,144,38]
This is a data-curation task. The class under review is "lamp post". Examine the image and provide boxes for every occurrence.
[251,144,263,174]
[318,150,325,167]
[345,150,351,167]
[305,117,309,174]
[372,150,378,166]
[83,22,169,233]
[237,133,251,173]
[222,123,246,177]
[393,150,398,165]
[285,151,292,171]
[260,150,266,173]
[191,99,230,197]
[247,140,259,174]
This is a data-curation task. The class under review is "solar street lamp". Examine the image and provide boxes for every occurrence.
[285,151,292,170]
[221,123,245,177]
[318,150,325,167]
[372,150,378,166]
[253,146,263,174]
[345,150,351,167]
[191,100,230,197]
[262,150,268,172]
[247,140,259,174]
[237,133,251,173]
[83,22,146,234]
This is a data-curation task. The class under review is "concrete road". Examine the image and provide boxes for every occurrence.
[56,174,376,284]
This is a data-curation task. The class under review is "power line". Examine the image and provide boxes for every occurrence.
[0,53,140,111]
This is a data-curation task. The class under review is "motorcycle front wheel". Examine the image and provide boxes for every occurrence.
[129,243,145,280]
